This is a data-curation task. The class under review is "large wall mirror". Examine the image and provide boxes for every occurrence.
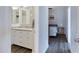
[12,6,34,28]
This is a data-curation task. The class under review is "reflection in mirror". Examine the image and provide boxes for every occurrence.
[12,6,34,28]
[22,7,34,28]
[12,7,20,27]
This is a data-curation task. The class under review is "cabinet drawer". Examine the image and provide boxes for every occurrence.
[14,38,33,49]
[11,30,34,49]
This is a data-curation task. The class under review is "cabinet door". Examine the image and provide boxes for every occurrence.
[11,30,34,49]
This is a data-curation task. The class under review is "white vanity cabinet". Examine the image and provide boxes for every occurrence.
[11,29,34,49]
[11,6,35,51]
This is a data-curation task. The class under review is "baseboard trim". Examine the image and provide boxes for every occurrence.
[68,42,72,53]
[44,44,49,53]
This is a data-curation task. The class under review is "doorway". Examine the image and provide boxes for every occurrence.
[46,6,71,53]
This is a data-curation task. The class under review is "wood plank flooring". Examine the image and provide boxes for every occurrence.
[11,44,32,53]
[46,34,71,53]
[11,34,70,53]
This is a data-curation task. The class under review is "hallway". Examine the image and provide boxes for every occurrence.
[46,34,71,53]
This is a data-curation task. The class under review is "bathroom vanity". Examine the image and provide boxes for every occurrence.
[11,28,34,49]
[11,6,35,52]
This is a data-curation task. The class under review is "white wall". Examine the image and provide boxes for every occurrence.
[0,7,11,53]
[70,7,79,53]
[36,6,48,53]
[56,7,66,27]
[34,7,39,52]
[76,7,79,36]
[70,7,77,52]
[48,7,67,27]
[63,7,68,38]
